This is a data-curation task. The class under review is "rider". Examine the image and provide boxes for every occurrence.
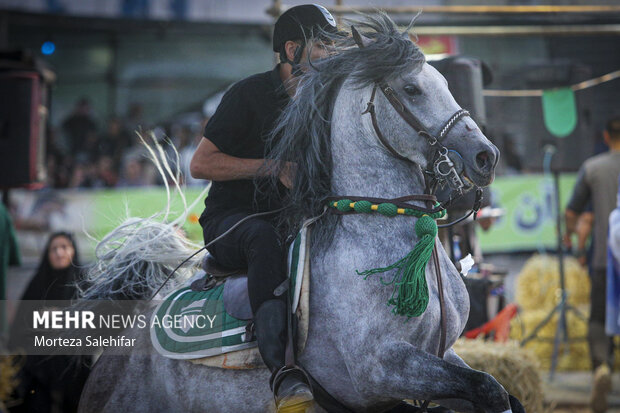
[190,4,337,411]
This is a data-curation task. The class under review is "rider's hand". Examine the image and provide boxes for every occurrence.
[278,161,296,189]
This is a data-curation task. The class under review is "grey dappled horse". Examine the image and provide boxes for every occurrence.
[79,14,522,413]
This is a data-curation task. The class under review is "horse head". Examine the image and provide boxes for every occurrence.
[269,13,499,233]
[350,25,499,190]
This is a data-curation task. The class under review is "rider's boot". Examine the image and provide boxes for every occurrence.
[254,298,314,413]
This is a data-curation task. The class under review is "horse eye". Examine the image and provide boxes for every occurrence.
[403,84,421,96]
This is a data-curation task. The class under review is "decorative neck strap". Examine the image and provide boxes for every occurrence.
[325,194,444,216]
[328,198,445,220]
[326,196,446,319]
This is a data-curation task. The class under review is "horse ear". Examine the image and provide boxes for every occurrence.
[351,26,372,49]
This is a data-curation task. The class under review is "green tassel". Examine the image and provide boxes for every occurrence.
[357,215,437,318]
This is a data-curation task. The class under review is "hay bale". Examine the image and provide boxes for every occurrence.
[453,338,543,413]
[510,308,590,371]
[515,255,590,312]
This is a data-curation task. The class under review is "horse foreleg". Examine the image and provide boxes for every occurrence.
[437,349,525,413]
[342,341,512,413]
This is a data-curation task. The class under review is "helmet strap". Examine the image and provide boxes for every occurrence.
[281,41,306,77]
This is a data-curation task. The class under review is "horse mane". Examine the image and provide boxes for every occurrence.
[264,12,425,241]
[80,134,208,300]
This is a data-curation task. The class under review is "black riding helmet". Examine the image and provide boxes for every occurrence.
[273,4,338,73]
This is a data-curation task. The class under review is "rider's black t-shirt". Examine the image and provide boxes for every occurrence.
[199,65,290,227]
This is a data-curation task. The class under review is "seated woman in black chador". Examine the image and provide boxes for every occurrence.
[9,232,90,413]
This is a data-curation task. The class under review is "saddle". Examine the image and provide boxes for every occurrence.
[190,255,253,321]
[201,255,246,279]
[150,225,311,367]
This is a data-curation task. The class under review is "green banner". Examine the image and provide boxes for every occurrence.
[542,87,577,138]
[12,174,578,258]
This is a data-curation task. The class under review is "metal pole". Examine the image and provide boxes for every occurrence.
[549,169,569,380]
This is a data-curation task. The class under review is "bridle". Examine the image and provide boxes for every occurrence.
[352,27,479,211]
[363,81,471,197]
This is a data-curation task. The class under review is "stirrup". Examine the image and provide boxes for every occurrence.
[270,365,314,413]
[270,365,313,395]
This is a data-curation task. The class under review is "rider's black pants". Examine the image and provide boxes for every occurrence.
[202,212,287,314]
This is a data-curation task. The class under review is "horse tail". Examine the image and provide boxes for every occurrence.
[79,132,209,300]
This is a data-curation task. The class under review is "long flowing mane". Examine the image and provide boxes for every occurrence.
[265,13,425,239]
[80,135,208,300]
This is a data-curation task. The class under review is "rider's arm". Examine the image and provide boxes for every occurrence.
[189,137,269,181]
[189,80,273,182]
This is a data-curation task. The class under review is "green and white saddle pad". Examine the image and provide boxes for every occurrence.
[151,224,310,360]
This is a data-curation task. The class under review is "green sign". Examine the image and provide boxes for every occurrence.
[12,175,579,258]
[478,174,576,252]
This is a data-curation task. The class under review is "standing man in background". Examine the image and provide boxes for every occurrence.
[565,115,620,413]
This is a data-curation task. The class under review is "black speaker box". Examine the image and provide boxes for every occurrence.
[0,71,47,188]
[430,56,492,129]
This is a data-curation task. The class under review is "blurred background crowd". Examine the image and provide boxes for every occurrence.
[47,99,207,189]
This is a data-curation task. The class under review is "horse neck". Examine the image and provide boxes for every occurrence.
[329,83,427,199]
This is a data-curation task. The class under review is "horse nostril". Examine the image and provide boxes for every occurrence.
[476,151,492,171]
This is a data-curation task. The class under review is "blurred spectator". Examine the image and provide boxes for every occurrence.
[48,98,212,189]
[98,117,132,168]
[117,158,150,187]
[121,130,150,168]
[565,115,620,413]
[124,102,145,134]
[46,151,73,188]
[8,232,90,413]
[69,161,97,188]
[80,130,100,162]
[61,98,97,156]
[95,156,119,188]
